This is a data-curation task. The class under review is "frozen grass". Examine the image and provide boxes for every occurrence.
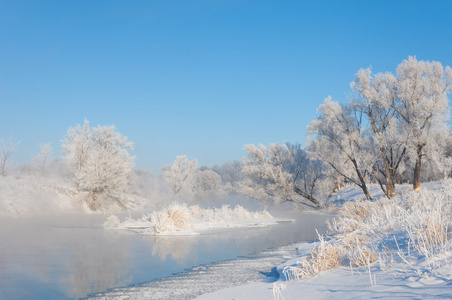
[283,180,452,282]
[283,234,342,280]
[104,203,275,235]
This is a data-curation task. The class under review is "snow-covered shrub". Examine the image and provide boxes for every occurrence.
[332,182,452,274]
[104,215,120,229]
[348,243,377,268]
[283,181,451,284]
[283,235,343,280]
[272,282,287,300]
[327,200,373,235]
[104,204,273,234]
[399,186,452,267]
[149,203,194,233]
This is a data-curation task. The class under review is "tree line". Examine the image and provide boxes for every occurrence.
[242,57,452,209]
[2,57,451,211]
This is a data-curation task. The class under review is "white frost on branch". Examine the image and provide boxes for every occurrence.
[240,143,332,209]
[161,155,198,195]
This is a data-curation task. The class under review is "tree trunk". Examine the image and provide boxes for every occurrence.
[293,186,321,208]
[351,158,372,200]
[386,172,396,198]
[361,182,372,200]
[413,144,424,191]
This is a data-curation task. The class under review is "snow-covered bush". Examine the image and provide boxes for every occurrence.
[105,204,273,235]
[348,243,377,268]
[104,215,120,229]
[283,235,343,280]
[286,181,452,282]
[150,203,195,233]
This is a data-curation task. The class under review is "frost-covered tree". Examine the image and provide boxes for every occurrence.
[351,69,408,198]
[161,155,198,195]
[62,120,91,173]
[308,98,374,200]
[393,57,452,191]
[0,137,20,176]
[310,57,451,197]
[240,143,332,209]
[406,127,452,183]
[34,143,52,176]
[191,169,225,200]
[62,120,134,208]
[211,160,244,186]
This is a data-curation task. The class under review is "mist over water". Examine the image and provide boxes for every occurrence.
[0,211,330,299]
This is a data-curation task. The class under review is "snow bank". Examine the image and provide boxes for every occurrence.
[104,203,279,235]
[0,174,157,217]
[0,175,80,216]
[198,181,452,299]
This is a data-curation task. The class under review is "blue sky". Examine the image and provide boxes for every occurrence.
[1,0,452,172]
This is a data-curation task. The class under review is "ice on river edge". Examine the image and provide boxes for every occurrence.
[103,203,289,236]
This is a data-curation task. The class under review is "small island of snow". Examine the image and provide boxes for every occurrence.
[104,204,286,236]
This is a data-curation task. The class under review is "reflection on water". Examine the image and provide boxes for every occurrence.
[64,233,133,299]
[0,211,330,300]
[151,236,198,264]
[0,215,134,300]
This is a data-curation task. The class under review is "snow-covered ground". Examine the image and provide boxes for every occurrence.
[198,182,452,299]
[197,244,452,299]
[86,243,300,300]
[88,182,452,299]
[0,174,156,216]
[0,175,80,216]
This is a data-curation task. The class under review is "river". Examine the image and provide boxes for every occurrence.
[0,210,330,299]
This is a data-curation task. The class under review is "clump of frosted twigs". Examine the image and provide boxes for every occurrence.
[284,181,452,281]
[104,203,273,234]
[283,234,342,280]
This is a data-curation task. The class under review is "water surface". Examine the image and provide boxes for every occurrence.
[0,210,330,299]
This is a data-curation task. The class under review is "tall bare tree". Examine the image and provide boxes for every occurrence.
[0,137,20,176]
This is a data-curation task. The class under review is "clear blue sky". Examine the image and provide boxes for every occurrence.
[1,0,451,172]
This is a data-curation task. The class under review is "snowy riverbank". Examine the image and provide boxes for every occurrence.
[89,182,452,299]
[199,182,452,299]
